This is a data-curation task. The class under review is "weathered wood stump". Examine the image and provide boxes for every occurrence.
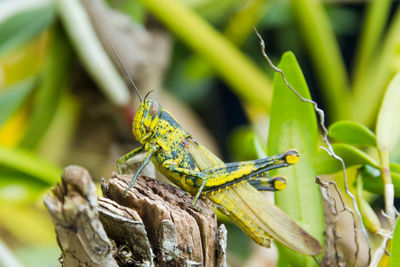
[44,166,226,267]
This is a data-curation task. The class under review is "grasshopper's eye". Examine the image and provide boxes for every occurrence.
[149,102,159,116]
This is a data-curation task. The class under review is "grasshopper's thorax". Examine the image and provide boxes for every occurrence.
[132,100,162,144]
[132,100,191,149]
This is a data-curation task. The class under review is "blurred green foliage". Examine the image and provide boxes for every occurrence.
[1,0,400,266]
[0,5,55,58]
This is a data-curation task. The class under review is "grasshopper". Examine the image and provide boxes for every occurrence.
[113,48,322,256]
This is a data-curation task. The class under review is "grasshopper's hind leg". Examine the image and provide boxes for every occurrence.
[248,176,287,191]
[162,161,208,208]
[283,149,299,165]
[192,178,208,207]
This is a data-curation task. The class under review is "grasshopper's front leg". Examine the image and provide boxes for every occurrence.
[162,161,208,207]
[116,145,145,174]
[118,145,160,196]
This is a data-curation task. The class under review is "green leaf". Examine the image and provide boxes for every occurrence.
[356,172,380,233]
[352,0,391,92]
[328,120,376,146]
[0,4,55,58]
[376,72,400,151]
[390,138,400,163]
[228,126,263,161]
[391,162,400,173]
[364,172,400,197]
[267,52,323,265]
[19,28,73,148]
[0,167,48,205]
[391,218,400,266]
[362,166,400,197]
[0,77,36,128]
[313,143,380,175]
[0,147,62,185]
[277,250,294,267]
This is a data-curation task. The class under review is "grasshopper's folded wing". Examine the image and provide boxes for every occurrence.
[185,138,321,256]
[219,183,322,256]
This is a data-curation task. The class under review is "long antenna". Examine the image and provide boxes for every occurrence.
[109,43,142,102]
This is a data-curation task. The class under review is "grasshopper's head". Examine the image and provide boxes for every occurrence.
[132,99,162,143]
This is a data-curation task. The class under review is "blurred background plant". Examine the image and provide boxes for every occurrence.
[1,0,400,266]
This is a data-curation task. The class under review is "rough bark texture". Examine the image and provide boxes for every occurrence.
[44,166,226,267]
[44,166,118,267]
